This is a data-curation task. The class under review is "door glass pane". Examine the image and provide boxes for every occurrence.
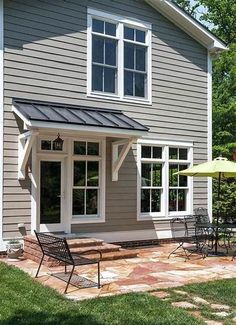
[92,19,104,33]
[135,73,145,97]
[104,67,116,93]
[151,189,161,212]
[92,36,104,63]
[92,65,103,91]
[169,164,178,187]
[74,141,86,155]
[87,161,99,186]
[87,142,99,156]
[141,163,151,186]
[40,161,61,224]
[124,43,134,69]
[74,161,86,186]
[105,22,116,36]
[41,140,51,150]
[86,189,98,215]
[136,46,146,71]
[153,163,162,186]
[169,189,177,211]
[73,189,85,215]
[105,39,116,66]
[141,189,150,213]
[124,71,133,96]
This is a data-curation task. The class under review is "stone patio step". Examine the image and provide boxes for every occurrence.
[89,249,138,261]
[70,243,121,254]
[67,238,104,248]
[23,235,138,266]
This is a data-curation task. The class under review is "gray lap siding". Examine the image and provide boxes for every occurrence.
[3,0,208,238]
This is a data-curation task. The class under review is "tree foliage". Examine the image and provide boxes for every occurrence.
[174,0,236,221]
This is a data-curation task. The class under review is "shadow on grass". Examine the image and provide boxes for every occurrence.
[0,310,102,325]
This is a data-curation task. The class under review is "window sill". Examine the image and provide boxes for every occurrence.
[138,213,190,221]
[71,216,105,224]
[87,92,152,106]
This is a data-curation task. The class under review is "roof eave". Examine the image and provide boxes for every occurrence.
[145,0,228,53]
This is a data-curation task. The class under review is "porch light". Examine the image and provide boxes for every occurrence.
[53,133,64,151]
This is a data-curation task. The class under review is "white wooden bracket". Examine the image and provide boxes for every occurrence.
[18,130,38,180]
[112,138,136,181]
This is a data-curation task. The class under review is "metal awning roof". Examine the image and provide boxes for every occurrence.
[13,100,149,137]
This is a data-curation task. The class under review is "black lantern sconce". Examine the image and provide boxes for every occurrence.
[53,133,64,151]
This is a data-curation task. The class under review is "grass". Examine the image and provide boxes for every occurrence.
[1,262,236,325]
[0,262,203,325]
[165,279,236,324]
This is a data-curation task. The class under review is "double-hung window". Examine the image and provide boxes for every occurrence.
[88,8,152,102]
[138,141,193,219]
[72,140,105,222]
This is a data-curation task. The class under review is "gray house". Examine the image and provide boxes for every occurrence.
[0,0,227,248]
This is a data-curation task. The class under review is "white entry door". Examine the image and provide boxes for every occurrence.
[39,159,65,232]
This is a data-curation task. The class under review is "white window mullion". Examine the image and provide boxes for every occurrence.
[118,22,123,98]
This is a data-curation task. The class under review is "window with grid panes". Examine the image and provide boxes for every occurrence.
[140,145,163,214]
[88,10,151,101]
[72,141,100,217]
[168,147,189,212]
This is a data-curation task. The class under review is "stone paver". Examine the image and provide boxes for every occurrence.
[193,296,210,305]
[171,301,199,309]
[212,311,231,317]
[210,304,230,311]
[150,291,170,299]
[173,290,189,296]
[205,321,223,325]
[3,243,236,301]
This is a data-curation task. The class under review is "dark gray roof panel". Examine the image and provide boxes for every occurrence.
[13,100,149,132]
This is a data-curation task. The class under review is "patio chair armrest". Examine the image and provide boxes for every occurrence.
[79,249,102,260]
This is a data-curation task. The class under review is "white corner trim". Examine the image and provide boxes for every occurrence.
[0,0,3,248]
[207,52,213,221]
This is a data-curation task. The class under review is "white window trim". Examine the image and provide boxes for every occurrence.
[87,8,152,104]
[71,138,106,224]
[137,139,193,220]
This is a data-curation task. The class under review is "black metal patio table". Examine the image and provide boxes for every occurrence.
[196,222,236,254]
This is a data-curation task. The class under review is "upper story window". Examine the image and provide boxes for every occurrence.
[88,8,152,103]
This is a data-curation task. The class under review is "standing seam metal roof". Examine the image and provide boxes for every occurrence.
[13,100,149,132]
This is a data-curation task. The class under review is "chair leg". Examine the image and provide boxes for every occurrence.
[64,265,75,294]
[168,243,184,259]
[65,264,67,274]
[97,261,101,289]
[35,255,44,278]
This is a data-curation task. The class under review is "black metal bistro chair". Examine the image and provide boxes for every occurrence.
[34,231,102,293]
[168,216,208,261]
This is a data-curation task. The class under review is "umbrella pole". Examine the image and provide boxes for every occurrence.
[215,172,221,254]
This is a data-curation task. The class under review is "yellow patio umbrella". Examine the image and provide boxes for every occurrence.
[176,156,236,253]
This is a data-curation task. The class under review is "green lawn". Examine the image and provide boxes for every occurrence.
[0,262,202,325]
[1,262,236,325]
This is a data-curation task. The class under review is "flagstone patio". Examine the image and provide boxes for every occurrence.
[3,243,236,301]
